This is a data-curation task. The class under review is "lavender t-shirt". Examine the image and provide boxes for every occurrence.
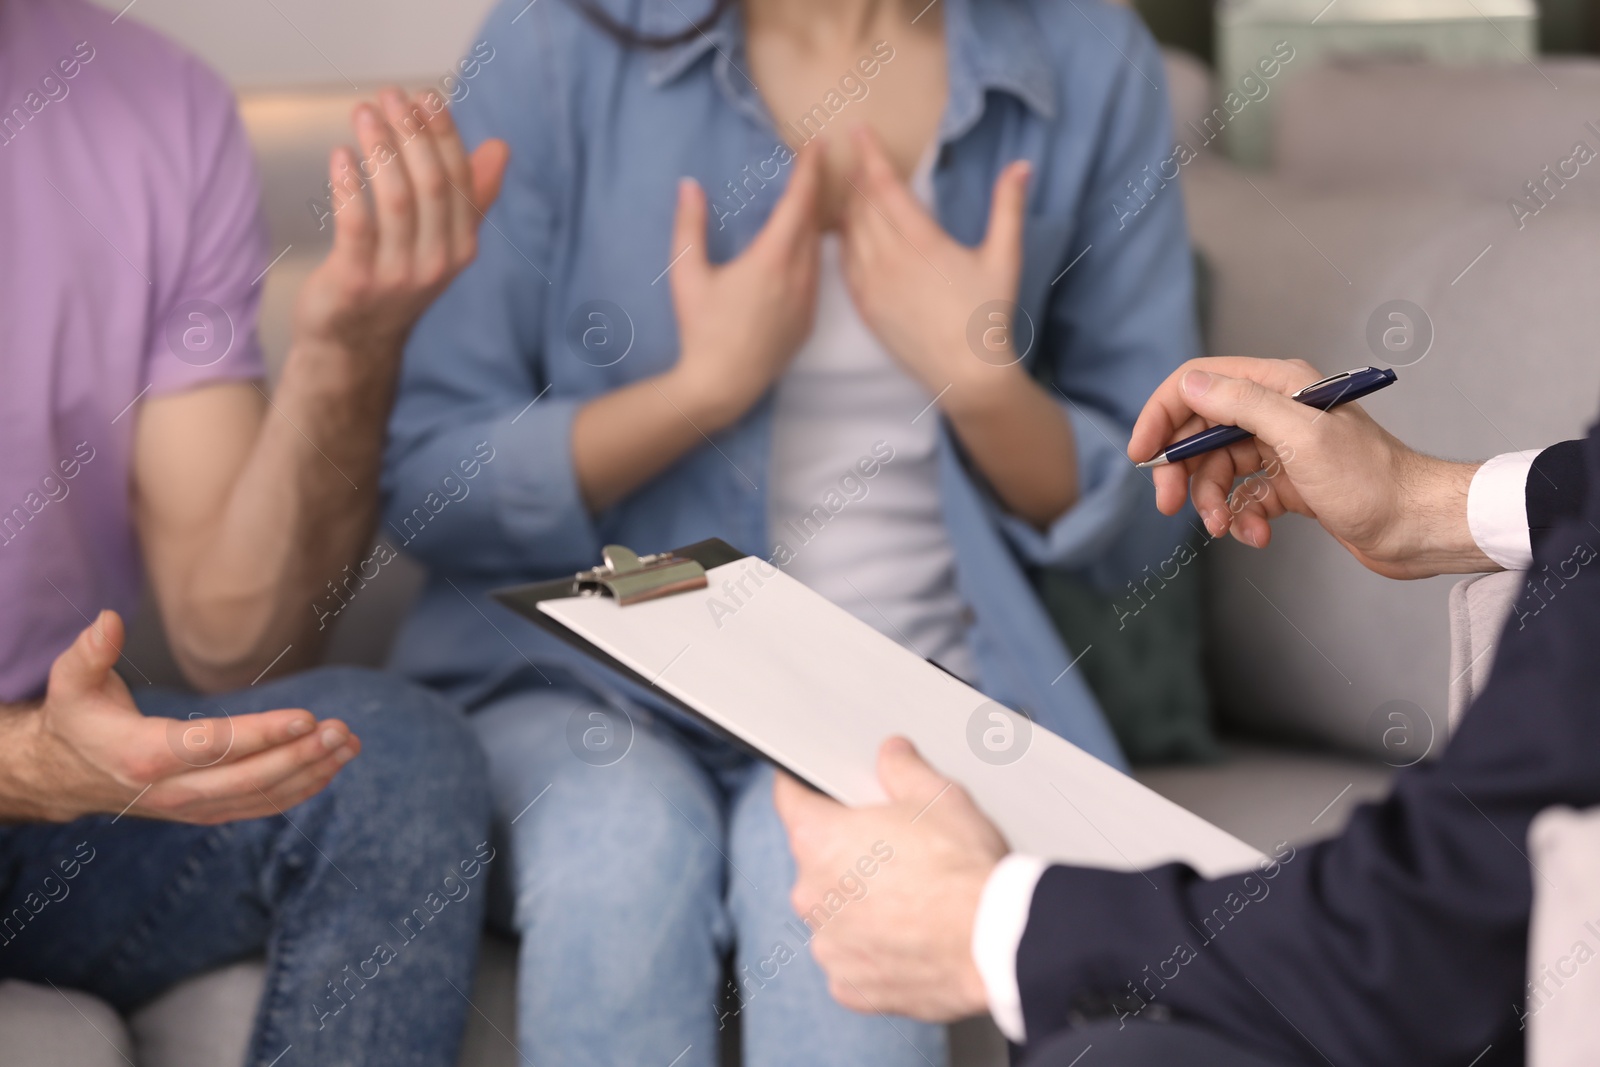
[0,0,266,701]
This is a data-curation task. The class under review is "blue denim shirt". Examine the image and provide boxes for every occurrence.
[381,0,1199,771]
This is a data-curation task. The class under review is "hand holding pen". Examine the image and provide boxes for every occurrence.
[1135,366,1397,469]
[1125,358,1485,580]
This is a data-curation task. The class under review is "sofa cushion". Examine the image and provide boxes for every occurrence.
[127,959,263,1067]
[1134,742,1392,852]
[1273,58,1600,209]
[0,979,134,1067]
[1043,562,1221,764]
[55,936,1007,1067]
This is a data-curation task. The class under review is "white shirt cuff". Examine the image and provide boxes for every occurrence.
[971,853,1049,1045]
[1468,450,1542,571]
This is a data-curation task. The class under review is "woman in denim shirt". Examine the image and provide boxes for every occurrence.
[382,0,1198,1062]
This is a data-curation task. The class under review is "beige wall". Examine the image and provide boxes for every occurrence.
[90,0,500,89]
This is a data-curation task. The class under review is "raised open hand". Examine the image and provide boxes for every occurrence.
[294,89,510,362]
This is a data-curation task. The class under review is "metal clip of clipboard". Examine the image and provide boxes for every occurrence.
[573,544,708,606]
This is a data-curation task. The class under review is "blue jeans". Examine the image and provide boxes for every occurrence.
[0,667,492,1067]
[472,685,948,1067]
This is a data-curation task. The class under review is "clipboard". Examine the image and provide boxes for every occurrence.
[492,539,798,780]
[493,539,1264,877]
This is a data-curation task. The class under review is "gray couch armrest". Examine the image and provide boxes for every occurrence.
[1447,570,1522,734]
[1527,805,1600,1067]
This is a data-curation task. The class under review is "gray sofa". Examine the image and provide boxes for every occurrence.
[7,48,1597,1066]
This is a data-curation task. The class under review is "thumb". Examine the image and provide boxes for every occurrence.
[469,138,510,215]
[1179,369,1314,446]
[981,160,1030,272]
[877,736,948,806]
[48,610,124,701]
[669,177,711,288]
[773,770,841,836]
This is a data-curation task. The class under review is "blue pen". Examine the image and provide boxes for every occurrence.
[1135,366,1399,469]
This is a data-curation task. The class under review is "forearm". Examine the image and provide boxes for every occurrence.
[572,368,741,513]
[942,367,1079,530]
[168,344,399,689]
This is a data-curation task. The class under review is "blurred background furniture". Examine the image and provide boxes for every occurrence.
[1135,0,1597,63]
[1215,0,1539,164]
[12,3,1600,1062]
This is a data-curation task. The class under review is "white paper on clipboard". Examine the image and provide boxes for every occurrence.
[539,555,1263,878]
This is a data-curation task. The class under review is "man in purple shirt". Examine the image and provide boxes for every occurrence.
[0,0,509,1062]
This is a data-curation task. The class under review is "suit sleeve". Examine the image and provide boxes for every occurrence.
[1015,421,1600,1066]
[1527,440,1588,554]
[1468,442,1587,570]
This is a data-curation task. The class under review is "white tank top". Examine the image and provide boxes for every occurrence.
[766,157,976,682]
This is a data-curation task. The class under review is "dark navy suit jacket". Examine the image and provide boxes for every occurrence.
[1015,433,1596,1065]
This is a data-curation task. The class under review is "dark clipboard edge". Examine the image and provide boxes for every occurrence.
[489,538,830,795]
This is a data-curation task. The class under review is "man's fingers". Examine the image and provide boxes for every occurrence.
[1151,462,1192,518]
[1230,502,1276,550]
[244,732,358,804]
[1229,466,1292,522]
[148,755,343,824]
[1150,411,1208,515]
[352,102,417,278]
[420,92,471,186]
[772,770,803,826]
[215,736,352,819]
[1188,440,1263,528]
[414,92,477,245]
[1129,357,1326,463]
[981,160,1030,272]
[163,706,322,769]
[773,770,840,838]
[1178,370,1317,456]
[876,736,948,806]
[1227,472,1293,549]
[46,610,124,701]
[827,975,874,1015]
[469,138,511,217]
[379,88,452,270]
[146,726,359,819]
[1190,448,1240,536]
[327,146,376,270]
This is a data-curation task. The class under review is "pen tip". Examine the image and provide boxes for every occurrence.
[1135,455,1168,469]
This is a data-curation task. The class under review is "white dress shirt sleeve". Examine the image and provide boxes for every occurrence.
[971,853,1050,1045]
[1468,450,1543,571]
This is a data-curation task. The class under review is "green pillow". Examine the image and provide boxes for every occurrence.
[1040,547,1221,765]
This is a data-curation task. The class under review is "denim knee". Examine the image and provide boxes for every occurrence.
[498,741,725,934]
[285,667,490,860]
